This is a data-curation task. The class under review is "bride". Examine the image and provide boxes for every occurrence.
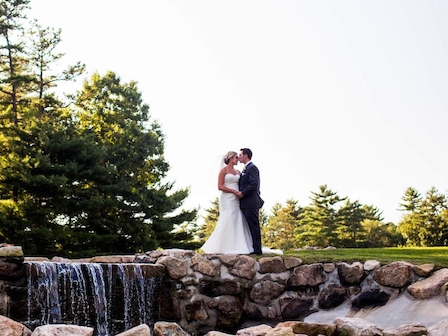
[201,151,254,254]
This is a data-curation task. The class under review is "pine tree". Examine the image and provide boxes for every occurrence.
[337,199,365,247]
[70,71,196,254]
[25,19,85,116]
[0,0,32,125]
[398,187,448,246]
[420,187,447,246]
[197,198,219,243]
[336,200,384,247]
[299,185,345,247]
[0,1,196,255]
[0,1,90,255]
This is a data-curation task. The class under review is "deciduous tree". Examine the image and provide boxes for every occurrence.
[262,199,304,250]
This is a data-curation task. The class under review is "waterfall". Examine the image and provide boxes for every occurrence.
[25,262,161,336]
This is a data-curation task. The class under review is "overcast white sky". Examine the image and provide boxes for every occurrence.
[30,1,448,224]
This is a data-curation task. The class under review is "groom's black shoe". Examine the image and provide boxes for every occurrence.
[249,252,262,255]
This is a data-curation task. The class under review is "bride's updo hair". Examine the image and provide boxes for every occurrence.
[224,151,237,164]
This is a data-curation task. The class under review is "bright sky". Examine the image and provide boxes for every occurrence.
[30,1,448,224]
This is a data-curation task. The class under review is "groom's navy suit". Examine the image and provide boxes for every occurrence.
[239,162,263,254]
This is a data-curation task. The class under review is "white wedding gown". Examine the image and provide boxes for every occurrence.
[201,173,254,254]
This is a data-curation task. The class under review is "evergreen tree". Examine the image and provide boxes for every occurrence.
[67,71,196,255]
[0,0,197,255]
[299,185,345,247]
[362,204,384,222]
[197,198,219,244]
[0,0,32,124]
[399,187,422,212]
[420,187,448,246]
[0,0,56,254]
[337,199,365,247]
[25,19,85,116]
[261,203,281,248]
[0,1,91,255]
[397,187,424,246]
[170,217,201,251]
[398,187,448,246]
[259,207,269,235]
[337,201,384,247]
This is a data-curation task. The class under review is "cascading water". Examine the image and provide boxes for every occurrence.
[25,262,162,336]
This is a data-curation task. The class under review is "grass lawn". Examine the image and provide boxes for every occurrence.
[279,247,448,270]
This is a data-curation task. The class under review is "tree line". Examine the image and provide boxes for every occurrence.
[197,185,448,251]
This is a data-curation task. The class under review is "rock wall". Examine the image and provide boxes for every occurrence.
[1,246,448,336]
[137,250,446,335]
[0,246,28,322]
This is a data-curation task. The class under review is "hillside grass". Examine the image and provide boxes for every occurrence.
[278,247,448,270]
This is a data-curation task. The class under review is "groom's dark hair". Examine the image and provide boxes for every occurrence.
[240,148,252,159]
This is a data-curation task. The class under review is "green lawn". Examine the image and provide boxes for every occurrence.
[279,247,448,270]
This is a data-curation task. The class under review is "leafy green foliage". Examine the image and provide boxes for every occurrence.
[200,184,407,251]
[358,220,405,247]
[398,187,448,246]
[262,199,304,251]
[196,197,219,243]
[298,185,346,247]
[0,1,197,257]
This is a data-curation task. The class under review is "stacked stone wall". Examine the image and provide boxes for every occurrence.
[0,246,447,336]
[134,250,444,335]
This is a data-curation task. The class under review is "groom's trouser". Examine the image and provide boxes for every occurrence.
[242,208,262,254]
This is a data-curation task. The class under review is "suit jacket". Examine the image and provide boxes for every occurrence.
[239,162,263,209]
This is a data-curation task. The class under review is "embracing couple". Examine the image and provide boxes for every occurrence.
[201,148,264,255]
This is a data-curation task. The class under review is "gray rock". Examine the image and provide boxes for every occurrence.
[407,268,448,299]
[334,317,383,336]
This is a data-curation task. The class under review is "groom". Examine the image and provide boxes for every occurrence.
[237,148,263,255]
